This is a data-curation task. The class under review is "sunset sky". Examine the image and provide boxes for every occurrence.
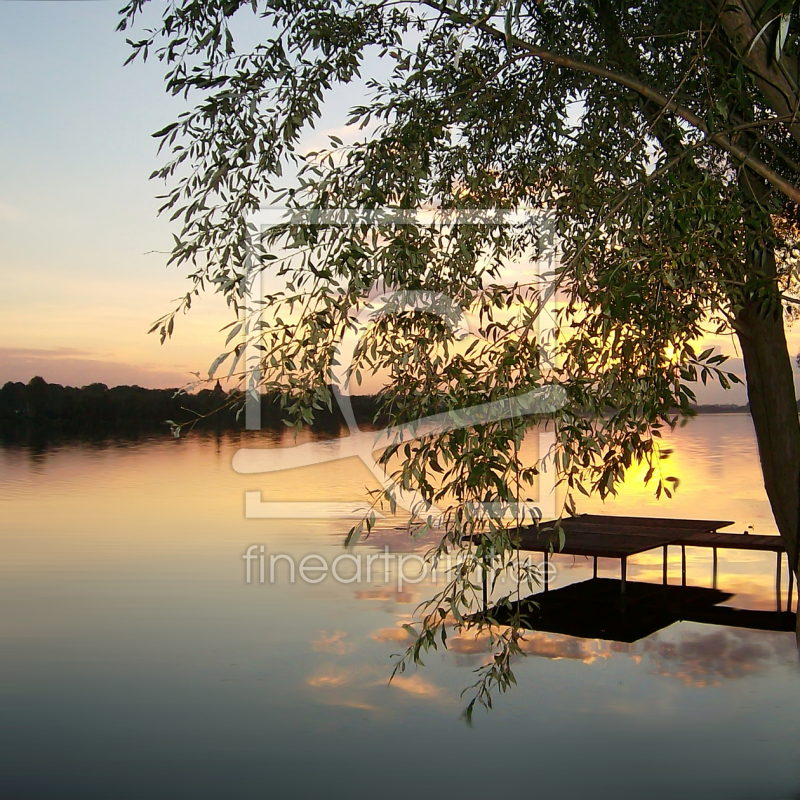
[0,2,241,390]
[1,1,798,403]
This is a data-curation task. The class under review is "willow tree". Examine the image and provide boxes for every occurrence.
[119,0,800,713]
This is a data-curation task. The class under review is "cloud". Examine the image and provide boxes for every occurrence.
[445,625,795,687]
[305,664,389,716]
[448,629,614,666]
[390,673,442,699]
[1,346,105,359]
[642,627,797,687]
[311,630,351,655]
[371,626,414,643]
[447,631,494,655]
[518,633,613,663]
[317,698,378,712]
[306,667,352,689]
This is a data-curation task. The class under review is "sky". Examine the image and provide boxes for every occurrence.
[0,0,233,389]
[0,1,798,403]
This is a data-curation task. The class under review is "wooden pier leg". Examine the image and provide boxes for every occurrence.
[544,551,549,593]
[662,546,668,586]
[788,563,794,614]
[482,565,488,611]
[681,545,687,587]
[776,551,782,613]
[712,547,718,591]
[593,556,598,579]
[621,557,627,595]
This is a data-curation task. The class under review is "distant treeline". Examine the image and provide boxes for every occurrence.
[0,376,766,444]
[694,403,751,413]
[0,377,384,441]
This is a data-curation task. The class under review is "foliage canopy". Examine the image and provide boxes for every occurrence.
[120,0,800,717]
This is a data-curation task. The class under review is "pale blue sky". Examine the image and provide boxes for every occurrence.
[0,0,233,388]
[0,1,772,402]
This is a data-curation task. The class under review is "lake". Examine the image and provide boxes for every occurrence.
[1,414,799,799]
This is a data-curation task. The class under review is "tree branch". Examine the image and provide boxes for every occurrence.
[423,0,800,206]
[719,0,800,148]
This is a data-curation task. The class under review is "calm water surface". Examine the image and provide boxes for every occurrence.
[1,414,799,799]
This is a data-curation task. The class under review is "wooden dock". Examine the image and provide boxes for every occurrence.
[474,514,793,611]
[541,514,784,552]
[469,515,796,641]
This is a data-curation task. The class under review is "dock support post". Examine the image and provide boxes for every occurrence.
[662,546,668,586]
[681,545,687,587]
[788,563,794,614]
[593,556,598,579]
[712,547,718,591]
[544,551,549,593]
[776,552,782,613]
[482,566,487,611]
[621,557,627,595]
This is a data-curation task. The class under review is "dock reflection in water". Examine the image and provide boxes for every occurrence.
[1,414,800,799]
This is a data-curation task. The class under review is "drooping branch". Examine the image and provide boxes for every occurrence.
[423,0,800,206]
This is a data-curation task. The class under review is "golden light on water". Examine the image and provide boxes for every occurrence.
[2,414,800,798]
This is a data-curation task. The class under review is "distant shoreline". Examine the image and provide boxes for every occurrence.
[691,404,751,414]
[0,377,384,444]
[0,376,760,446]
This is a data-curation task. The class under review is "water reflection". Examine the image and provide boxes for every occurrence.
[2,414,800,799]
[448,626,798,686]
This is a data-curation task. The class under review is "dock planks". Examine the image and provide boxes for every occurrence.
[524,514,784,555]
[674,531,784,552]
[513,528,677,559]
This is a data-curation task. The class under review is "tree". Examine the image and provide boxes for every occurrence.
[119,0,800,715]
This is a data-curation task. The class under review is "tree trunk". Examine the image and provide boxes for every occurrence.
[735,298,800,575]
[734,295,800,652]
[596,0,800,618]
